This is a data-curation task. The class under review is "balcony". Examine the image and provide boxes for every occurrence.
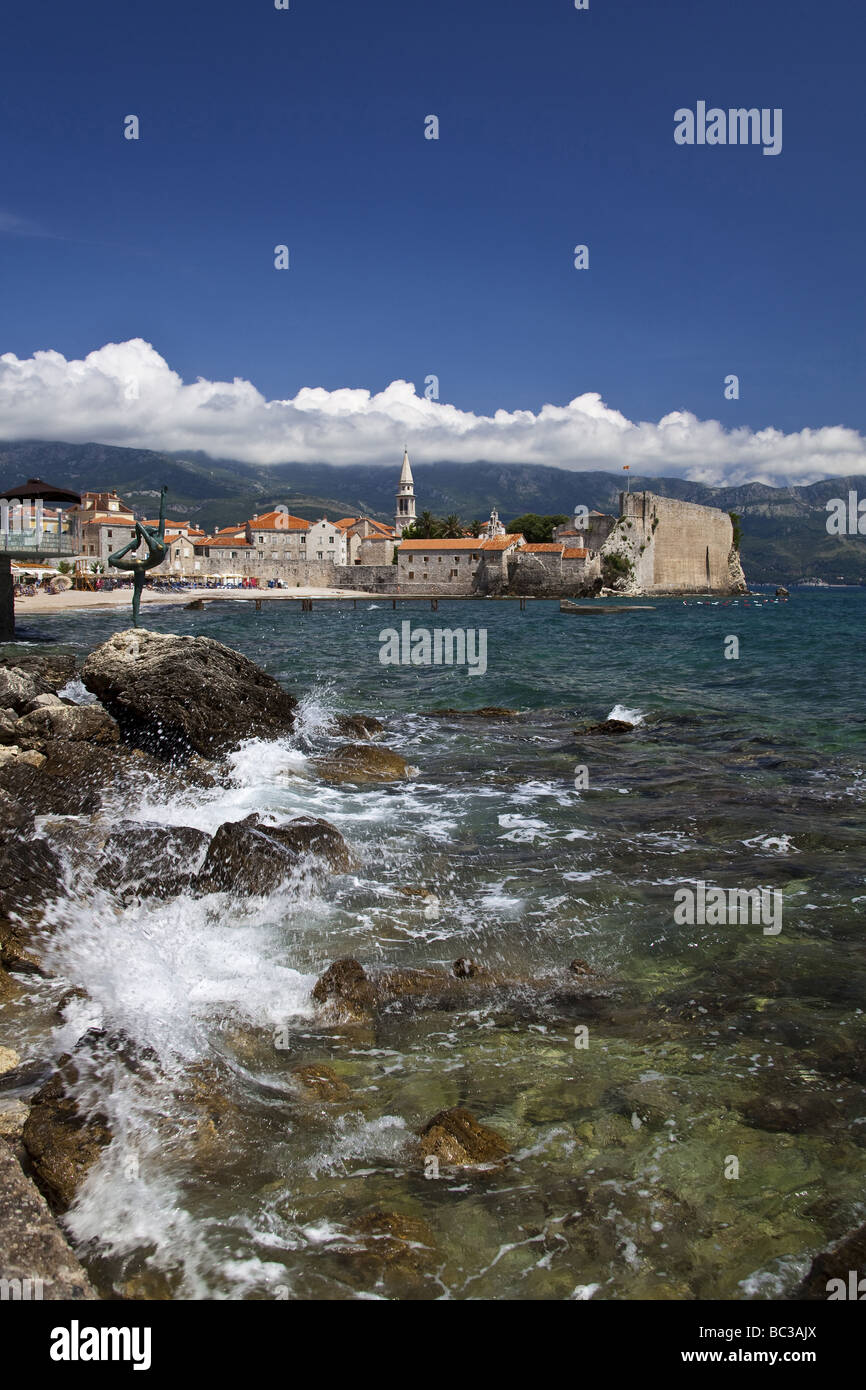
[0,525,81,561]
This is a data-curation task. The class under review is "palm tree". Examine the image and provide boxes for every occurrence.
[469,519,482,538]
[415,510,438,539]
[442,514,463,538]
[57,560,74,576]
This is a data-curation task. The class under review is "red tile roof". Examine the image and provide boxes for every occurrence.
[562,547,589,559]
[481,534,523,551]
[247,511,310,531]
[522,543,564,553]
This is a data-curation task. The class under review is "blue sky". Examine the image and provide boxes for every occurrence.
[0,0,864,480]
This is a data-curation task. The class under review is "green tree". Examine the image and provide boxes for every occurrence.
[505,513,569,543]
[442,513,463,538]
[404,510,440,539]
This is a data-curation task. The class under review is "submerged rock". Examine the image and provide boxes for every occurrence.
[345,1208,436,1272]
[22,1061,112,1212]
[200,813,352,895]
[421,706,519,720]
[312,742,409,784]
[417,1107,509,1169]
[741,1089,837,1134]
[333,713,384,739]
[290,1063,351,1102]
[311,955,616,1025]
[573,719,634,736]
[82,629,297,758]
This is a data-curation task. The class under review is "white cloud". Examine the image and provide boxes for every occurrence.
[0,338,863,486]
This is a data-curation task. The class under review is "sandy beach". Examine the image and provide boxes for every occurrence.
[14,585,381,618]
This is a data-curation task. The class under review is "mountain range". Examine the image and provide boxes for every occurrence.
[1,439,863,585]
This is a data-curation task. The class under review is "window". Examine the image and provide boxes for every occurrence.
[259,536,264,544]
[408,570,415,579]
[300,535,305,544]
[450,569,458,578]
[329,536,334,544]
[317,552,323,559]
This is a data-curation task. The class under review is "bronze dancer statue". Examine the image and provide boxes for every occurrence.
[109,486,169,626]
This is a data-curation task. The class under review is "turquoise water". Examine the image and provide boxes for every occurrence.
[3,591,865,1300]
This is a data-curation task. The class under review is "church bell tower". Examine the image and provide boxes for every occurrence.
[395,448,416,536]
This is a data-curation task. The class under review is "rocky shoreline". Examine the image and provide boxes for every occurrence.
[0,629,612,1296]
[0,629,862,1301]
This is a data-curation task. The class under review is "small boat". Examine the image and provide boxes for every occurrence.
[560,599,655,614]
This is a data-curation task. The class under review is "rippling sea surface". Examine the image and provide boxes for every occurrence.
[4,590,866,1300]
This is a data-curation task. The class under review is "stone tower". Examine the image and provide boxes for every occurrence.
[395,448,416,536]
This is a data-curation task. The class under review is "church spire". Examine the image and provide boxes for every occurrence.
[395,448,416,535]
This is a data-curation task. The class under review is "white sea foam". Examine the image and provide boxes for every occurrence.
[57,677,98,705]
[607,704,645,726]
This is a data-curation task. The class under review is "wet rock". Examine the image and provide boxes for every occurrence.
[22,693,66,713]
[22,1060,112,1212]
[0,1140,96,1298]
[200,813,352,894]
[82,628,297,758]
[0,709,19,744]
[313,742,409,784]
[94,823,210,895]
[0,964,22,1002]
[4,652,77,693]
[0,1046,20,1074]
[0,741,121,816]
[0,833,64,973]
[776,586,790,598]
[453,957,487,979]
[417,1107,509,1169]
[573,719,634,736]
[422,706,519,719]
[0,739,208,818]
[347,1208,436,1271]
[263,816,353,872]
[0,788,32,835]
[311,958,378,1018]
[741,1090,837,1134]
[312,957,483,1021]
[334,713,384,739]
[0,666,39,712]
[794,1222,866,1300]
[290,1063,350,1102]
[0,1097,29,1140]
[312,956,617,1026]
[609,1079,681,1129]
[14,702,119,750]
[569,958,594,977]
